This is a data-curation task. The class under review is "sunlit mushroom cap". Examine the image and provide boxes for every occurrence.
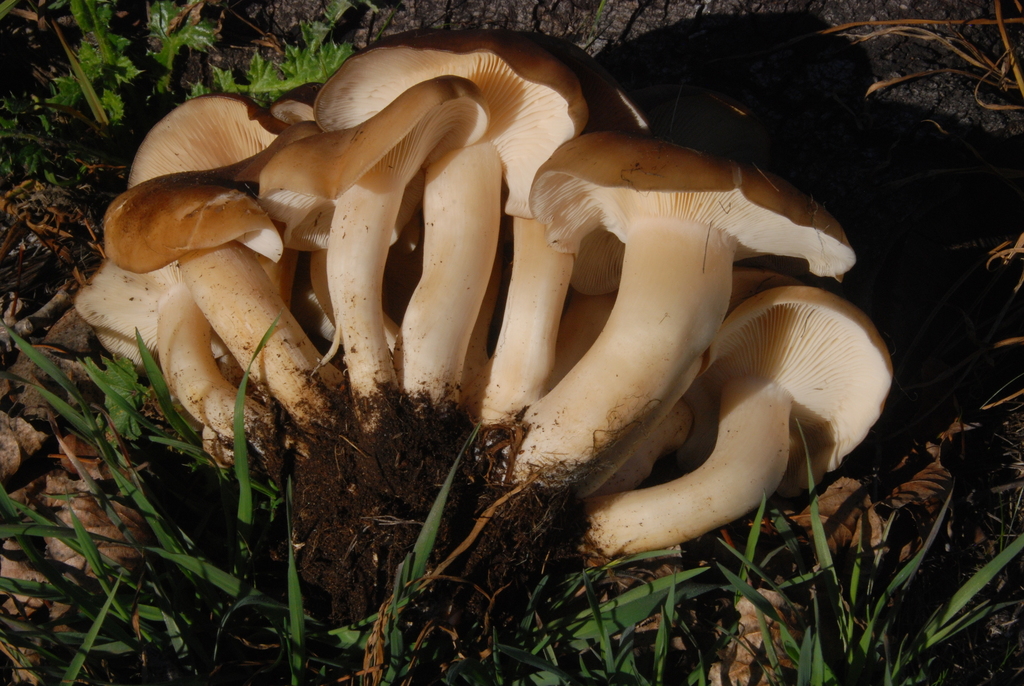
[314,28,587,218]
[531,131,855,279]
[104,173,283,274]
[519,33,649,134]
[128,94,287,187]
[701,285,892,494]
[260,75,489,249]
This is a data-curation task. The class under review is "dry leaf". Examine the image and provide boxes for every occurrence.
[43,472,151,579]
[875,456,953,562]
[0,540,50,618]
[709,589,802,686]
[791,477,873,553]
[0,414,47,483]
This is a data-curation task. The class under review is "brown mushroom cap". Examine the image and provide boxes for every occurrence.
[630,85,772,168]
[270,83,322,124]
[104,173,281,274]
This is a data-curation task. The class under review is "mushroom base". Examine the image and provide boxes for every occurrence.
[256,384,588,628]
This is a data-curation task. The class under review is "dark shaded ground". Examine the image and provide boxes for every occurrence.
[2,0,1024,683]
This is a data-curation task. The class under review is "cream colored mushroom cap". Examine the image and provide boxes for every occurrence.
[701,285,892,492]
[532,131,855,279]
[260,75,489,249]
[75,261,183,365]
[314,28,587,218]
[128,94,286,187]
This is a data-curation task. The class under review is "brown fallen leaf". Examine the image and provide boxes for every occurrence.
[709,589,803,686]
[43,471,151,580]
[873,454,953,562]
[0,414,47,483]
[790,476,873,554]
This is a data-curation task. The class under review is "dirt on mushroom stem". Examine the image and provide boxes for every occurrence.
[250,380,589,625]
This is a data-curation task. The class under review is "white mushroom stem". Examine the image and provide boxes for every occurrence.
[323,179,407,397]
[309,249,399,350]
[587,399,693,497]
[397,142,502,403]
[512,218,734,486]
[179,243,343,424]
[585,375,791,556]
[467,216,574,421]
[157,282,268,444]
[548,289,616,390]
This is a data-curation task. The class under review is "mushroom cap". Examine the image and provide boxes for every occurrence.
[75,261,183,365]
[313,28,587,218]
[128,94,287,187]
[260,75,489,249]
[519,33,649,134]
[104,173,282,274]
[269,83,322,124]
[531,131,855,279]
[700,285,892,492]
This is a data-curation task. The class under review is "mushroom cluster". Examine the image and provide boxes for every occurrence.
[76,28,891,561]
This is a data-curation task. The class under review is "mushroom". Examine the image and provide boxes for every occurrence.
[560,266,803,493]
[75,261,272,463]
[584,286,892,556]
[314,29,587,406]
[677,267,804,471]
[259,75,490,405]
[513,131,855,493]
[103,174,343,426]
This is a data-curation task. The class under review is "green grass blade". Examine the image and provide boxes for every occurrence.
[0,371,98,440]
[494,642,582,685]
[581,569,615,674]
[286,477,306,683]
[2,326,92,413]
[0,0,22,22]
[912,530,1024,653]
[653,577,677,686]
[60,575,122,685]
[717,564,783,623]
[136,330,202,445]
[51,18,109,126]
[739,496,768,583]
[231,313,280,574]
[551,567,710,641]
[409,423,480,583]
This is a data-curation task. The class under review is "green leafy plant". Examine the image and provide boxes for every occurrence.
[201,19,355,102]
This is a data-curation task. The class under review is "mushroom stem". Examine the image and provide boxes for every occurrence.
[397,142,502,403]
[587,399,693,497]
[468,216,574,420]
[512,217,734,486]
[179,243,342,425]
[585,375,791,556]
[323,179,403,398]
[157,282,270,451]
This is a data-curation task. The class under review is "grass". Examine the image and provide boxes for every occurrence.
[0,323,1020,683]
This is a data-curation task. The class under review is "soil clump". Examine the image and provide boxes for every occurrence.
[254,385,588,625]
